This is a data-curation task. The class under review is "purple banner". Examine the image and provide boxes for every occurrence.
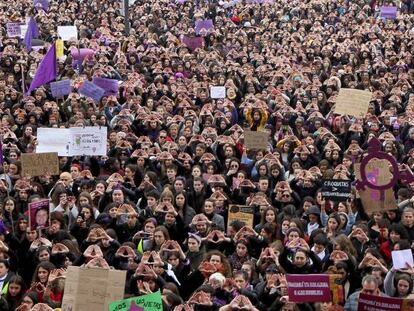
[380,6,397,19]
[92,77,119,96]
[287,274,331,303]
[195,19,214,35]
[182,36,203,52]
[78,81,105,102]
[50,79,72,98]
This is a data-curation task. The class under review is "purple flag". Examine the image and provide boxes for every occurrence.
[26,44,57,95]
[92,77,119,96]
[34,0,49,11]
[23,17,39,51]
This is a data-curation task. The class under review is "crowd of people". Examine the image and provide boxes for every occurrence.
[1,0,414,310]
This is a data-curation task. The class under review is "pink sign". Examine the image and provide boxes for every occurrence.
[358,293,403,311]
[287,274,331,303]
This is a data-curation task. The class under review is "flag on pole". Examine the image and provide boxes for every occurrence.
[23,17,39,51]
[26,44,57,95]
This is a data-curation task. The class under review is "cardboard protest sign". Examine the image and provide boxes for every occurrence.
[50,79,72,98]
[109,291,163,311]
[228,205,254,228]
[380,6,397,19]
[357,293,414,311]
[195,19,214,35]
[92,77,119,96]
[6,23,21,37]
[354,162,397,213]
[334,88,372,118]
[57,25,78,41]
[287,274,331,303]
[182,36,203,52]
[392,249,414,270]
[68,126,108,156]
[62,266,126,311]
[78,80,105,102]
[21,153,59,177]
[210,86,226,99]
[321,180,351,201]
[244,130,269,150]
[352,138,414,214]
[28,199,50,230]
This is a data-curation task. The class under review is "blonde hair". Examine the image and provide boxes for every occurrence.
[59,172,72,182]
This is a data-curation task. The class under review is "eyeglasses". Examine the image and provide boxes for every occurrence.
[282,194,291,198]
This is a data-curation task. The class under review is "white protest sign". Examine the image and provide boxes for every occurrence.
[36,128,70,156]
[391,249,414,270]
[20,24,28,39]
[57,25,78,41]
[6,23,21,37]
[68,127,107,156]
[37,127,107,156]
[210,86,226,99]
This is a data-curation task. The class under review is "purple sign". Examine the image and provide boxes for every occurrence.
[50,79,72,98]
[6,23,21,37]
[34,0,49,11]
[287,274,331,303]
[195,19,214,35]
[380,6,397,19]
[92,77,119,96]
[78,81,105,102]
[358,293,403,311]
[182,36,203,52]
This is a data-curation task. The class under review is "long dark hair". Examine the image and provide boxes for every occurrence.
[32,261,55,285]
[5,275,26,301]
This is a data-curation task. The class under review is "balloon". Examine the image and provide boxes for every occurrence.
[70,48,95,61]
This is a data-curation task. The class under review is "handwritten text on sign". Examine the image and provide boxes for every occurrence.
[334,88,372,118]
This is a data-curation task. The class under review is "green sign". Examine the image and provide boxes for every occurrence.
[109,291,163,311]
